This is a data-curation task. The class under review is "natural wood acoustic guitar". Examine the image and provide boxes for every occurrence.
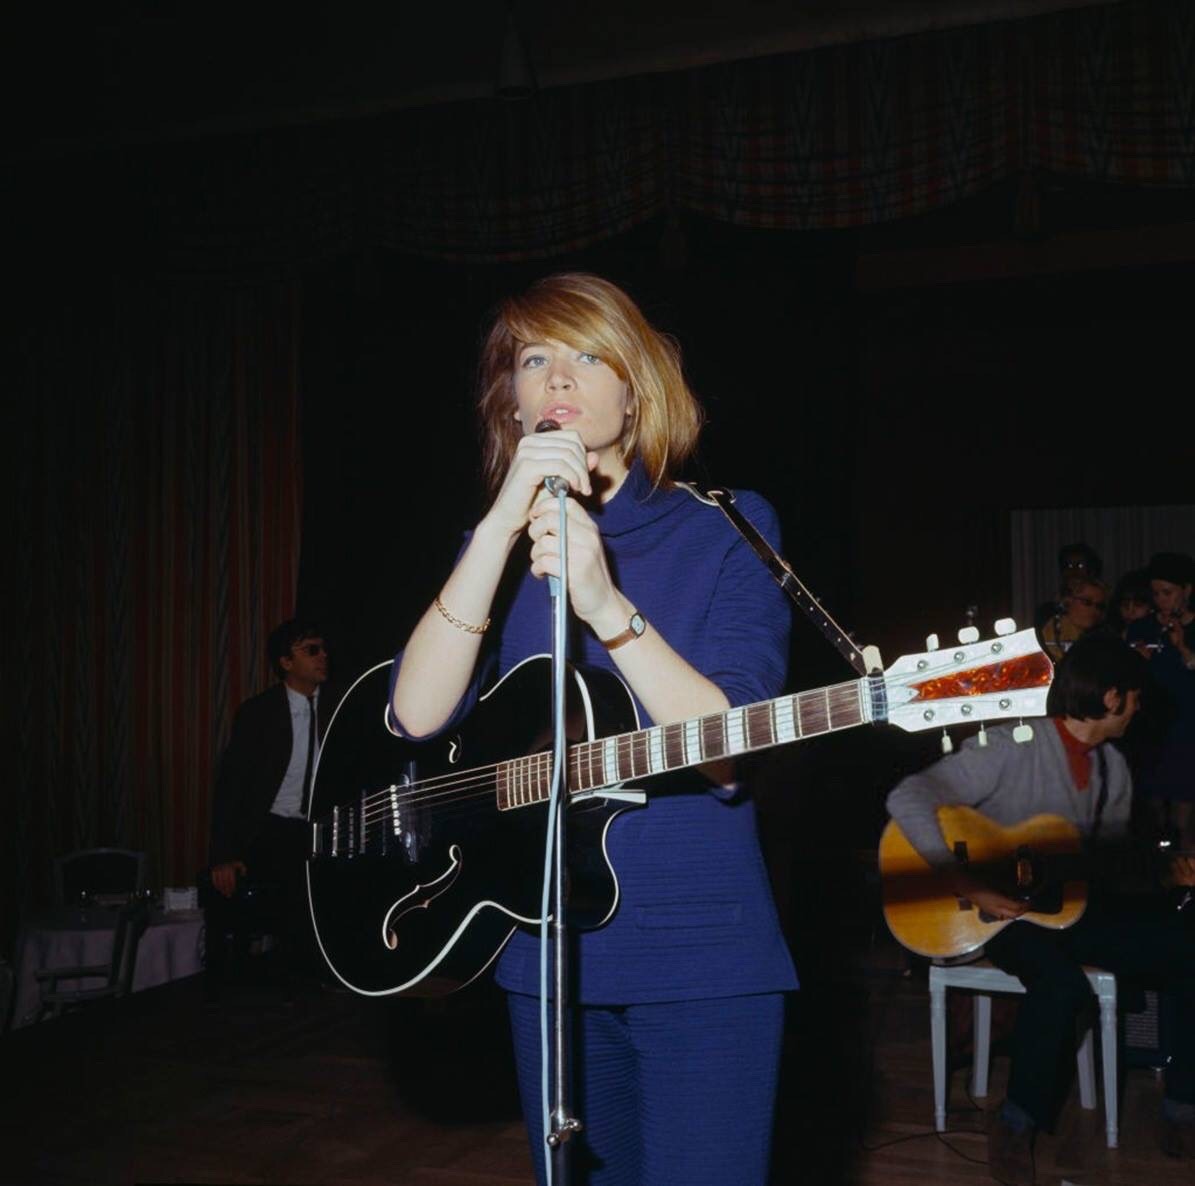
[879,806,1087,959]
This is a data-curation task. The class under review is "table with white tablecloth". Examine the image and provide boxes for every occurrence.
[11,906,205,1027]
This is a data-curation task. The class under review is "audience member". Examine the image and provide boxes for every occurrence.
[1034,541,1104,641]
[1039,576,1109,662]
[1126,552,1195,848]
[1110,567,1153,638]
[206,619,335,994]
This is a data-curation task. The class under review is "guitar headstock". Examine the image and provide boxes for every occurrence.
[882,621,1053,735]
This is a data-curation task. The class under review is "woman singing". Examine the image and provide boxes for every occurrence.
[389,273,797,1186]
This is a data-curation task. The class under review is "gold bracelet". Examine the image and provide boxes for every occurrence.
[433,595,490,635]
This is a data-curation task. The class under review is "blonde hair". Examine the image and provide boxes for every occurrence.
[476,273,702,495]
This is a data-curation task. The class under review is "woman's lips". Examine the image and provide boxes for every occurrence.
[540,404,580,425]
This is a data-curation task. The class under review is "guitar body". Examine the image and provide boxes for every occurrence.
[879,806,1088,959]
[306,657,641,997]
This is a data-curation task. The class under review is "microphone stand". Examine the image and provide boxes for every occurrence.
[543,480,581,1184]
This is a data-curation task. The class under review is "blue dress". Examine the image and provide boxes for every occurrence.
[391,460,798,1184]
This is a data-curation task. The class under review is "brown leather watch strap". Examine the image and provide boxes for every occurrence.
[600,611,646,651]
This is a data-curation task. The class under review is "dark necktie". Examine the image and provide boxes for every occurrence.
[299,694,317,816]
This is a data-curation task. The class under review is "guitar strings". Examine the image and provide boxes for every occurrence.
[335,679,871,838]
[350,678,870,826]
[319,654,1042,854]
[350,645,1031,821]
[348,677,867,822]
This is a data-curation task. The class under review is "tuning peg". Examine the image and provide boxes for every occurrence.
[925,633,940,652]
[977,723,988,747]
[940,730,954,754]
[957,626,980,644]
[994,618,1017,636]
[1012,720,1034,744]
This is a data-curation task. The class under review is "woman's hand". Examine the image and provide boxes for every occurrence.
[482,429,596,542]
[526,495,621,625]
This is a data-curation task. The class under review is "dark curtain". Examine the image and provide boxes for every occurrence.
[5,278,303,944]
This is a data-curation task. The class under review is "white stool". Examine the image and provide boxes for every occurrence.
[928,959,1118,1148]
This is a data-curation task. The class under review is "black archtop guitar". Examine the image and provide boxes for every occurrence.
[306,624,1052,997]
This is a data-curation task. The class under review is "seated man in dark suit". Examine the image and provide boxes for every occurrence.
[206,619,334,993]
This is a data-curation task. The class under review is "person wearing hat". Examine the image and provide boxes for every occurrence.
[1127,552,1195,847]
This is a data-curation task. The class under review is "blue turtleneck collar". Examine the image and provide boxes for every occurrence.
[589,458,688,538]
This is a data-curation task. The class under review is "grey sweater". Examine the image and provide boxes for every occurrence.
[886,720,1132,869]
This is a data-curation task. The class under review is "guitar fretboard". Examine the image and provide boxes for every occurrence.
[496,680,869,810]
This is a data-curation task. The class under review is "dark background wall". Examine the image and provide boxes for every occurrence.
[296,197,1195,689]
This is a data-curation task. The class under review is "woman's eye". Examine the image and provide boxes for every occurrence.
[521,354,546,368]
[578,352,600,365]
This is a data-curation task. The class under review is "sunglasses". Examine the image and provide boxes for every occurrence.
[297,642,327,657]
[1070,596,1106,610]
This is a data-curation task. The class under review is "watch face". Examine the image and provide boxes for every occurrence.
[629,613,645,636]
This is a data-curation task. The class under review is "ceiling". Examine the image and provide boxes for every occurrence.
[11,0,1111,159]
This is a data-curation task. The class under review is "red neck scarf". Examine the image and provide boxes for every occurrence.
[1053,717,1096,790]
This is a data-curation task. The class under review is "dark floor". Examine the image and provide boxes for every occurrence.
[3,918,1191,1186]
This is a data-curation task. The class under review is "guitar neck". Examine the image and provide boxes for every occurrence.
[496,676,885,810]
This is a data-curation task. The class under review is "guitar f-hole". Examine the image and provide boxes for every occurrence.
[381,846,464,951]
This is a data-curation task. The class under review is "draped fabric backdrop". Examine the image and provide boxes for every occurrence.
[35,0,1188,269]
[6,280,302,938]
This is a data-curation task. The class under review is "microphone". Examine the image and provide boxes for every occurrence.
[534,419,569,496]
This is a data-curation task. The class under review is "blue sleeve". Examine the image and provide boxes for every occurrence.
[702,490,791,708]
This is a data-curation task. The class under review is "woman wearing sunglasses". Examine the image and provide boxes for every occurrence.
[1040,578,1109,662]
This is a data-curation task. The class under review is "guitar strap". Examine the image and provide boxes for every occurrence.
[677,482,872,676]
[1090,745,1109,844]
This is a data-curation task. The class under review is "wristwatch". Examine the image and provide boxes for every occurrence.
[600,611,646,651]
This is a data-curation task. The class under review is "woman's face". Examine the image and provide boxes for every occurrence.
[512,339,632,477]
[1063,583,1107,630]
[1151,579,1192,619]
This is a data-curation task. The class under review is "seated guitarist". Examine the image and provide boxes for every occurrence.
[887,634,1195,1183]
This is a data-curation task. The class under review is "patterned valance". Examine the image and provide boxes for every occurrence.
[18,2,1195,265]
